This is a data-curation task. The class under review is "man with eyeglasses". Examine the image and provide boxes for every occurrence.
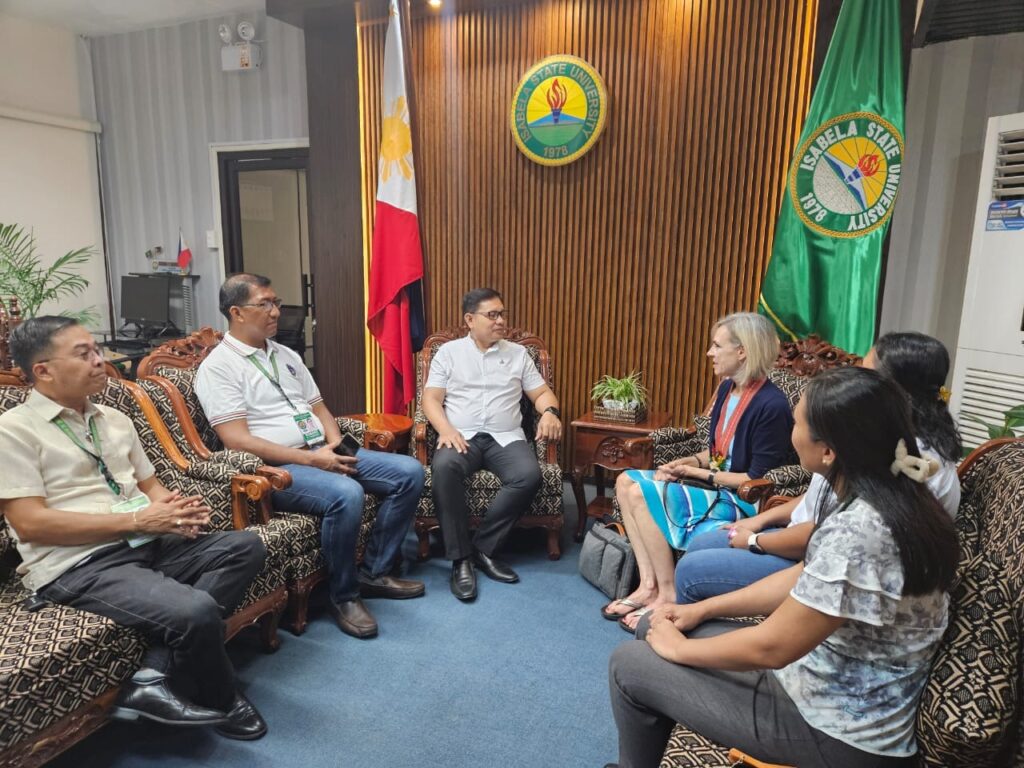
[195,273,426,639]
[0,317,268,738]
[423,288,562,601]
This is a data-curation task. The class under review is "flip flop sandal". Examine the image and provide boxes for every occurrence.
[618,606,651,635]
[601,597,644,621]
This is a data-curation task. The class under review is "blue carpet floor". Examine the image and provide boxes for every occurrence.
[52,484,625,768]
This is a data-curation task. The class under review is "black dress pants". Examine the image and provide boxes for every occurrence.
[40,530,265,710]
[431,434,542,561]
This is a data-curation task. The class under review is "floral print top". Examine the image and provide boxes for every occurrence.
[773,498,948,757]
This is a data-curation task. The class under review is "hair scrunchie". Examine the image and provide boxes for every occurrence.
[890,438,939,483]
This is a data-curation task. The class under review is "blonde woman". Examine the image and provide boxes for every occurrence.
[605,313,794,630]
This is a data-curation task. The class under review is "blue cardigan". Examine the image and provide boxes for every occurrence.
[706,378,794,479]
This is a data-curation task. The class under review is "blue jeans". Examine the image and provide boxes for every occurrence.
[274,449,425,603]
[674,527,797,604]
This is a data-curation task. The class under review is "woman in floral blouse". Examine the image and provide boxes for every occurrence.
[606,367,958,768]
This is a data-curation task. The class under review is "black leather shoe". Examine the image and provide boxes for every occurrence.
[327,597,379,638]
[450,558,477,601]
[111,677,228,726]
[215,692,268,740]
[473,550,519,583]
[359,573,426,599]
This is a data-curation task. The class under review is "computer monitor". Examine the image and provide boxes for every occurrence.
[120,275,171,327]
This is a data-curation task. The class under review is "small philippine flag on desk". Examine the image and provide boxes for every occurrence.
[177,230,193,270]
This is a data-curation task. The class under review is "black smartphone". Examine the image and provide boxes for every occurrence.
[334,433,362,457]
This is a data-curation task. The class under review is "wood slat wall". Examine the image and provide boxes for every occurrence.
[358,0,817,466]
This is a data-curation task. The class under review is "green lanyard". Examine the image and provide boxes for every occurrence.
[52,415,123,497]
[246,350,300,412]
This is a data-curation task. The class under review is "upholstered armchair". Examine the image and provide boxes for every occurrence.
[411,327,565,561]
[136,328,392,633]
[612,336,861,521]
[0,370,286,766]
[658,437,1024,767]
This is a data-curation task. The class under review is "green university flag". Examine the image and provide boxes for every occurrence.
[759,0,904,355]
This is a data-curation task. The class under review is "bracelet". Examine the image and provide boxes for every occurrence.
[131,509,139,532]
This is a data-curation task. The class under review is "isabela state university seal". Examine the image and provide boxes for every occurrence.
[509,55,608,166]
[789,111,903,238]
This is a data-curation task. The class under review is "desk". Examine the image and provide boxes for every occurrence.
[101,346,150,380]
[569,410,672,540]
[343,413,414,455]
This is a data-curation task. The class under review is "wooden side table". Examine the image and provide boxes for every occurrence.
[570,410,673,540]
[343,413,414,454]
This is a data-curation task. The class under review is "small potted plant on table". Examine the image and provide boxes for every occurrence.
[591,370,649,424]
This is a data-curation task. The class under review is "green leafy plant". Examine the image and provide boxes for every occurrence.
[0,222,98,325]
[590,370,649,408]
[961,404,1024,441]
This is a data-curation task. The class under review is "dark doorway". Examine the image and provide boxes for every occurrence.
[218,147,314,368]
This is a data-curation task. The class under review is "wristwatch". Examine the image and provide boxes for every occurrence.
[747,532,766,555]
[544,406,561,419]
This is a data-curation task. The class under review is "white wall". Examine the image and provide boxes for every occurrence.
[0,13,110,326]
[880,31,1024,361]
[90,12,308,330]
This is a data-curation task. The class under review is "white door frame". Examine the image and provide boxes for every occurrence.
[208,138,310,307]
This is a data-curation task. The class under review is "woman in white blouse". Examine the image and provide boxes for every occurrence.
[606,367,958,768]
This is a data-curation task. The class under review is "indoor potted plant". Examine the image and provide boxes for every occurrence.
[0,222,98,324]
[591,370,649,423]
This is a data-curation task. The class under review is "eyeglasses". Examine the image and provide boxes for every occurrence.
[39,345,105,364]
[239,298,284,312]
[474,310,508,321]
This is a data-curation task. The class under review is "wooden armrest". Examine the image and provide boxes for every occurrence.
[256,465,292,491]
[229,474,272,529]
[362,427,395,452]
[736,478,774,503]
[761,494,791,512]
[727,748,794,768]
[543,438,558,465]
[622,436,655,468]
[413,423,430,463]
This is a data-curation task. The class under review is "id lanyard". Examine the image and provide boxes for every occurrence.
[52,415,124,498]
[246,351,300,412]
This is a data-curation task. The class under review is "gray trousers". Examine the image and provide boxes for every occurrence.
[431,434,541,561]
[608,619,916,768]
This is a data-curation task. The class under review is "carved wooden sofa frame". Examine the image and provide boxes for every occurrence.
[411,327,565,560]
[0,367,287,768]
[659,437,1024,767]
[135,328,400,633]
[621,335,861,506]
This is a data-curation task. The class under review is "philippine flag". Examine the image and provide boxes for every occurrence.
[176,230,193,270]
[367,0,426,413]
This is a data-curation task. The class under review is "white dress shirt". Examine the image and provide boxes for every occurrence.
[425,336,546,447]
[194,332,325,449]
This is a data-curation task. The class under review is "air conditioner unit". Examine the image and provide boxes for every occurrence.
[950,111,1024,449]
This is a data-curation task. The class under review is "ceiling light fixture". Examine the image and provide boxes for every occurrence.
[428,0,442,7]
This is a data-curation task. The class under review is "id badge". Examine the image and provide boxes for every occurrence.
[111,495,157,548]
[294,411,324,447]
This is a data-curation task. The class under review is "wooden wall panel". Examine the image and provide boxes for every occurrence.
[358,0,817,467]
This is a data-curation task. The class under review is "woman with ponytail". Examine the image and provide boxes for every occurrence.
[607,367,958,768]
